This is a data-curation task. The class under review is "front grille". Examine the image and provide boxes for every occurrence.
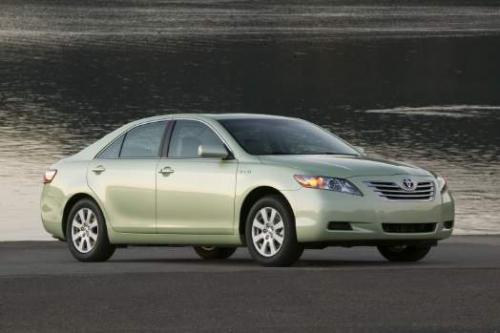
[365,181,435,200]
[382,223,436,233]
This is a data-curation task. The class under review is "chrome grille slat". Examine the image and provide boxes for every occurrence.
[368,185,401,189]
[383,193,433,198]
[373,189,433,194]
[365,180,435,201]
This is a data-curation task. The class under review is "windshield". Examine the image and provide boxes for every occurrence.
[218,118,359,156]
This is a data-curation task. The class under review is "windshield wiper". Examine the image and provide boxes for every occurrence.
[261,152,359,156]
[306,152,358,156]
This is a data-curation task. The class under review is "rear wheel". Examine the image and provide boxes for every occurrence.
[245,195,303,267]
[377,244,432,262]
[193,246,236,260]
[66,199,115,262]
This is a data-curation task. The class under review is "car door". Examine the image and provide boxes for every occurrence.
[87,120,168,233]
[156,119,238,235]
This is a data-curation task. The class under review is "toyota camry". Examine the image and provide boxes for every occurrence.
[41,114,454,266]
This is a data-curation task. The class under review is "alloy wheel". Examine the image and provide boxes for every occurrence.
[251,207,285,257]
[71,208,99,253]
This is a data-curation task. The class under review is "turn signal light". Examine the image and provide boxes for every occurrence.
[43,169,57,184]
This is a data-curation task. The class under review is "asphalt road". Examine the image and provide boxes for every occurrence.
[1,236,500,332]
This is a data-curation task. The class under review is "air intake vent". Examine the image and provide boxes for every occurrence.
[327,222,353,231]
[382,223,436,233]
[366,181,435,200]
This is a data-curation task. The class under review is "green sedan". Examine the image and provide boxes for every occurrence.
[41,114,454,266]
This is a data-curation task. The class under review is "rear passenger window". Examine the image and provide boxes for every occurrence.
[97,135,124,159]
[120,121,166,158]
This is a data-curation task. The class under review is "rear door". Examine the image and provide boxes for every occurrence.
[88,120,168,233]
[156,120,238,235]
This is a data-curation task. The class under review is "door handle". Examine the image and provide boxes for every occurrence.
[159,166,175,176]
[91,165,106,174]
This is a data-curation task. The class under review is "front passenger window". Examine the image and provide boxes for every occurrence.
[169,120,225,158]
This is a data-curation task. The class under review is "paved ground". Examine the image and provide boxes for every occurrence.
[1,236,500,332]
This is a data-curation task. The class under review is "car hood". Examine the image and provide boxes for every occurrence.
[258,155,432,178]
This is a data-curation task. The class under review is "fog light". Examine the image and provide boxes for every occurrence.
[443,220,454,229]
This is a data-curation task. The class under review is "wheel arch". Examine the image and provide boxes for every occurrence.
[238,186,295,244]
[61,193,104,240]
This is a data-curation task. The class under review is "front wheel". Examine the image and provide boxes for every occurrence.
[377,244,432,262]
[193,246,236,260]
[245,195,304,267]
[66,199,115,262]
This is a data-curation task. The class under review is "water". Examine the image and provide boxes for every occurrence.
[1,0,500,240]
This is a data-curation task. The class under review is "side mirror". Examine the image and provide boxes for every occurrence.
[354,146,366,155]
[198,144,229,159]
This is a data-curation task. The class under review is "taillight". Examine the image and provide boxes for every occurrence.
[43,169,57,184]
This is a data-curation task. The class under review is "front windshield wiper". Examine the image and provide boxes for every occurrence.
[260,152,359,156]
[307,152,359,156]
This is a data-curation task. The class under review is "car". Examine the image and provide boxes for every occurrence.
[41,114,454,266]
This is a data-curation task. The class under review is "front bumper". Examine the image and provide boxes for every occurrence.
[283,176,454,243]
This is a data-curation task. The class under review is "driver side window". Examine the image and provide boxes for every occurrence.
[168,120,224,158]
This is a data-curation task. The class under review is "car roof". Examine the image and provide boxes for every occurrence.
[70,113,299,163]
[202,113,293,120]
[135,113,295,124]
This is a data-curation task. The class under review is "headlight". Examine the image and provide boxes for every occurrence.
[294,175,363,196]
[429,170,448,193]
[436,175,448,193]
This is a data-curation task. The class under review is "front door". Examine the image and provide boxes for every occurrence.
[88,120,167,233]
[156,120,237,235]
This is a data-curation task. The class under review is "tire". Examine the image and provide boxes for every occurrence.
[245,195,304,267]
[193,246,237,260]
[66,198,115,262]
[377,244,432,262]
